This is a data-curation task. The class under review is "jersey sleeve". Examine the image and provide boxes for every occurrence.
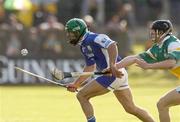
[94,34,115,48]
[138,49,157,63]
[167,41,180,60]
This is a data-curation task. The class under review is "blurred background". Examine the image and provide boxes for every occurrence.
[0,0,179,84]
[0,0,180,122]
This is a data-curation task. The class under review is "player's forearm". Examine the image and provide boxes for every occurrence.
[74,65,96,87]
[147,59,176,69]
[108,42,118,65]
[116,55,138,69]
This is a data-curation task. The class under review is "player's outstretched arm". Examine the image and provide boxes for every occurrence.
[116,55,140,69]
[136,59,176,69]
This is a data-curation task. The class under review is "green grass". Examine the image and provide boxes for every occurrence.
[0,67,180,122]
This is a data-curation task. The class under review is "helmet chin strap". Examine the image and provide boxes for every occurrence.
[159,28,171,41]
[155,28,171,43]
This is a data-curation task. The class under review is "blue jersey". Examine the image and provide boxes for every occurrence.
[79,32,129,90]
[79,32,122,71]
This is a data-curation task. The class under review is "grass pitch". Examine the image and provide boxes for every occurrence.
[0,66,180,122]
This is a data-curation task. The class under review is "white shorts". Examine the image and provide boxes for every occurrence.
[107,68,129,91]
[176,86,180,93]
[96,68,129,91]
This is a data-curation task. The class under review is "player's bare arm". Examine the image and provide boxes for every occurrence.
[136,59,176,69]
[116,55,140,69]
[107,42,122,77]
[107,42,118,65]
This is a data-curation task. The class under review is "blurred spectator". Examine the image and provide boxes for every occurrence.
[42,31,62,57]
[106,14,133,58]
[134,0,163,25]
[0,28,8,55]
[106,14,120,38]
[118,2,136,29]
[39,14,64,30]
[169,0,180,25]
[147,0,163,20]
[7,13,24,30]
[106,2,135,58]
[134,0,149,25]
[33,4,49,26]
[82,0,98,19]
[26,27,42,57]
[118,19,133,57]
[57,0,82,24]
[6,30,21,57]
[39,15,64,58]
[105,0,122,22]
[0,0,6,24]
[83,15,97,32]
[31,0,58,15]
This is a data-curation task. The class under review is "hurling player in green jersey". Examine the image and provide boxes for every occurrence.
[113,20,180,122]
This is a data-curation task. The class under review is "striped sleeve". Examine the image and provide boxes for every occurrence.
[94,34,115,48]
[167,41,180,60]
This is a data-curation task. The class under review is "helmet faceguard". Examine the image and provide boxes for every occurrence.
[65,18,88,46]
[150,20,173,43]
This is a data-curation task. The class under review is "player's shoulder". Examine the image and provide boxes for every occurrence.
[85,32,111,43]
[94,33,112,43]
[95,33,110,41]
[93,33,114,48]
[161,35,178,46]
[81,32,97,45]
[167,35,179,42]
[166,35,180,51]
[166,35,180,45]
[85,32,98,42]
[87,32,110,40]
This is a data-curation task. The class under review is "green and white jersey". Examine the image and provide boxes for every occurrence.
[139,35,180,64]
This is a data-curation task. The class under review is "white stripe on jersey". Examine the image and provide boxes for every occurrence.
[101,48,110,68]
[146,49,157,60]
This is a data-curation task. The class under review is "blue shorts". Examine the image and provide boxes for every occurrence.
[96,68,129,90]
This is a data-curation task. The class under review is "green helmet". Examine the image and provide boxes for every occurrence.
[65,18,88,45]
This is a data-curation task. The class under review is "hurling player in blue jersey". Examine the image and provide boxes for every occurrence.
[52,18,155,122]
